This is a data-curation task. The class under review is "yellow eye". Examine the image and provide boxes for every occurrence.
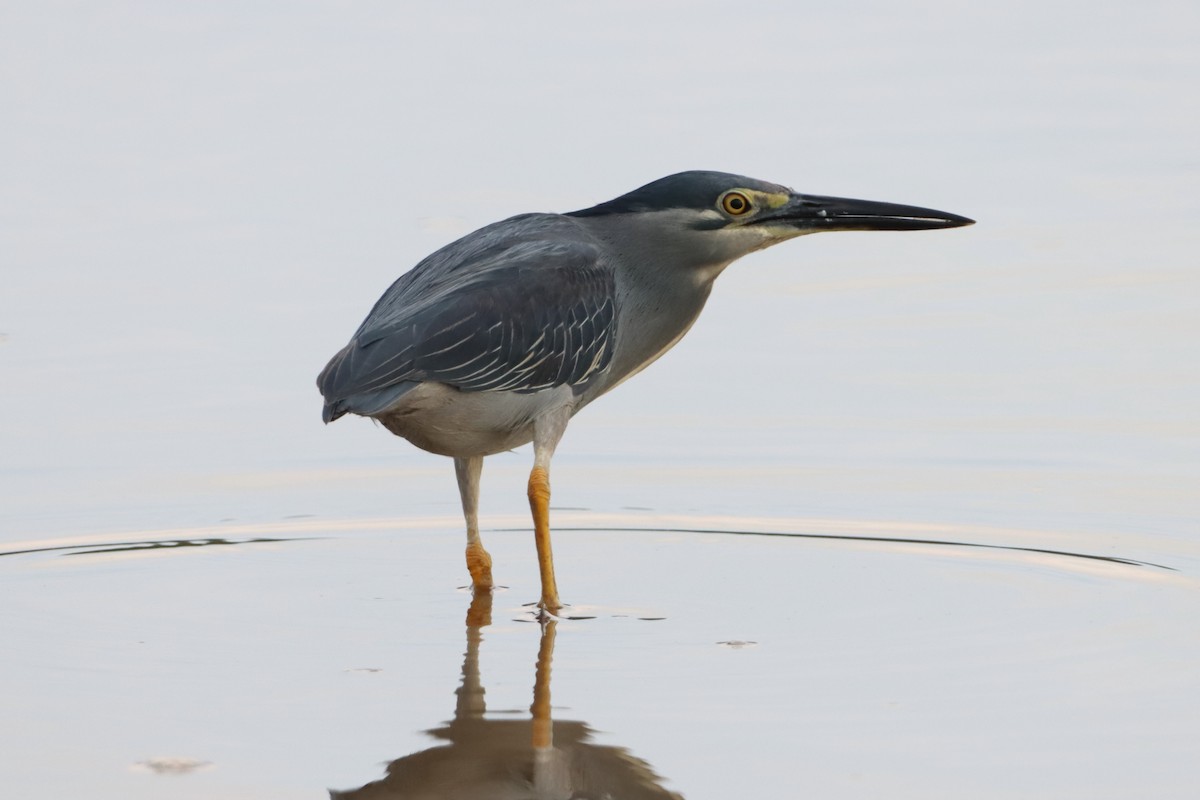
[720,191,752,216]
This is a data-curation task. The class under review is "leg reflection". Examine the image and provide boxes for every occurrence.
[330,595,682,799]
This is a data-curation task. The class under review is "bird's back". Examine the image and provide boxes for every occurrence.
[317,213,617,423]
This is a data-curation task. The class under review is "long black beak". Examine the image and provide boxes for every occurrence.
[762,193,974,231]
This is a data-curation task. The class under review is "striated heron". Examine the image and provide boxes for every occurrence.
[317,171,973,614]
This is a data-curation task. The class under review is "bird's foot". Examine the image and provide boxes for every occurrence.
[465,542,494,591]
[522,599,563,623]
[538,591,562,616]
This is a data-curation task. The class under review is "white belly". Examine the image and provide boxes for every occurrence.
[375,382,578,458]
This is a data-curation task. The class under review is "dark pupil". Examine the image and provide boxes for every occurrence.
[729,196,744,210]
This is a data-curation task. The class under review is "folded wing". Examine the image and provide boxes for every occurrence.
[318,237,616,422]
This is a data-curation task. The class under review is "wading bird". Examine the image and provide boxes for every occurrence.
[318,171,973,614]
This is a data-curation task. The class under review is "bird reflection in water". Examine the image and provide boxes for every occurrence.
[330,593,683,799]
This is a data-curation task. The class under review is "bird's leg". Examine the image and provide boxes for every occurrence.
[529,411,569,614]
[454,456,493,592]
[528,465,559,613]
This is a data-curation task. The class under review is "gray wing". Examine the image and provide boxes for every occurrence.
[318,237,616,422]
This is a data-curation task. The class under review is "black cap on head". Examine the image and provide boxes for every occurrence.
[568,171,788,217]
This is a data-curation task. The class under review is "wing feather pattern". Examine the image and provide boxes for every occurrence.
[318,222,616,422]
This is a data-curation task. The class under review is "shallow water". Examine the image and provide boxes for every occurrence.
[4,516,1199,798]
[3,2,1199,798]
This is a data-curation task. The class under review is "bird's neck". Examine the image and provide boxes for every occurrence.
[580,216,730,393]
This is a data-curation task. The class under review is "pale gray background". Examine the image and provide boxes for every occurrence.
[2,2,1198,798]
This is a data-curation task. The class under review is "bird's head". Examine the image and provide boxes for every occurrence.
[568,170,973,272]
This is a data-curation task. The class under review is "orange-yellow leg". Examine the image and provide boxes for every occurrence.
[465,541,493,592]
[527,466,561,613]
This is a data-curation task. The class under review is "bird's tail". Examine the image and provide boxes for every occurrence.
[319,385,414,424]
[317,339,416,423]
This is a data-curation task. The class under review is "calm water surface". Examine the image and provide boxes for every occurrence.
[2,3,1198,798]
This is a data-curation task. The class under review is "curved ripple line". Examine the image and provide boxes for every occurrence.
[0,536,310,559]
[541,526,1177,572]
